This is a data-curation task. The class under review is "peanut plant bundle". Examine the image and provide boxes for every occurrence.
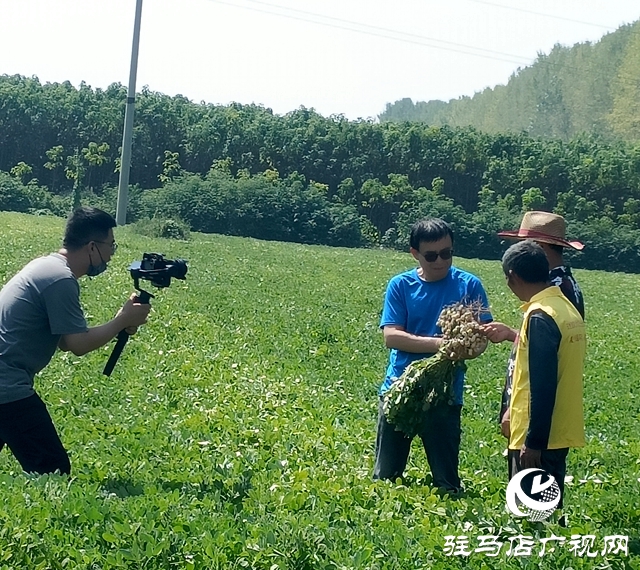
[383,302,488,438]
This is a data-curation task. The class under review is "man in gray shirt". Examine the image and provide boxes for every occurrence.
[0,207,150,475]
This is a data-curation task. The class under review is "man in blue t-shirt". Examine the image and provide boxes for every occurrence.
[375,218,492,491]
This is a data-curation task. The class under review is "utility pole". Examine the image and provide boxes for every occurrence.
[116,0,144,225]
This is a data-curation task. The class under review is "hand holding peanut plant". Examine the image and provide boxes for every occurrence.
[383,302,489,437]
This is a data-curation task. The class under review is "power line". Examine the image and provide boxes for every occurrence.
[461,0,630,31]
[205,0,640,91]
[242,0,535,60]
[205,0,534,65]
[459,0,640,44]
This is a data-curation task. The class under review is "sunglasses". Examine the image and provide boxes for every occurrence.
[420,248,454,262]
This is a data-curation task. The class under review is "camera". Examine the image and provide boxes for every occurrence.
[103,253,188,376]
[129,253,188,289]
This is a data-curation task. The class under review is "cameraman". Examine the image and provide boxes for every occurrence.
[0,206,150,476]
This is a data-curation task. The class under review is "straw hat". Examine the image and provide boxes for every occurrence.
[498,211,584,250]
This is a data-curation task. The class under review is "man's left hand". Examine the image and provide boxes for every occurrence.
[519,445,542,469]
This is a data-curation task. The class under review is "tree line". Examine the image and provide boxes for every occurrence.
[2,74,640,271]
[380,20,640,142]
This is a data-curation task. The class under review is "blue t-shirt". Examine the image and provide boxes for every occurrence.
[379,266,492,404]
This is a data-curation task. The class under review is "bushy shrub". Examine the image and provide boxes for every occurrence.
[0,172,71,216]
[130,217,191,240]
[325,205,377,248]
[139,171,371,247]
[0,172,39,212]
[565,218,640,272]
[82,185,147,224]
[138,174,221,232]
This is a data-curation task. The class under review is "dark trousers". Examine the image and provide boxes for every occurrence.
[508,447,569,509]
[374,398,462,491]
[0,393,70,475]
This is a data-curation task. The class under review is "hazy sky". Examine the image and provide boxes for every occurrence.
[0,0,638,120]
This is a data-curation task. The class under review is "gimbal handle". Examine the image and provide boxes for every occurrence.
[102,289,154,376]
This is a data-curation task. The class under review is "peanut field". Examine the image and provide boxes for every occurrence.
[0,212,638,569]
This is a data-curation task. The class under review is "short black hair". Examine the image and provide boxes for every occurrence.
[502,240,549,284]
[63,206,116,250]
[409,217,454,250]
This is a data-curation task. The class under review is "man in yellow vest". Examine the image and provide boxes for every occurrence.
[499,240,586,517]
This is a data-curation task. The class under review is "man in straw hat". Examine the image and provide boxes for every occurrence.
[481,212,585,524]
[496,240,586,525]
[494,211,584,319]
[482,211,584,348]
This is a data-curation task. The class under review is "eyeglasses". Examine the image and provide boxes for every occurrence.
[94,240,118,254]
[420,248,453,262]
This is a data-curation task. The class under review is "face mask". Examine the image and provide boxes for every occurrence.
[87,246,108,277]
[87,261,107,277]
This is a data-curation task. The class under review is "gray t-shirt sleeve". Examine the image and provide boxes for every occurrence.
[42,278,89,335]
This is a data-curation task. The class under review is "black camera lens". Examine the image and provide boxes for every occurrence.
[168,259,188,280]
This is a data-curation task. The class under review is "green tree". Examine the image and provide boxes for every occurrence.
[608,22,640,140]
[65,149,85,209]
[44,145,65,192]
[378,20,640,142]
[81,142,110,191]
[521,187,546,211]
[158,150,183,185]
[10,162,33,185]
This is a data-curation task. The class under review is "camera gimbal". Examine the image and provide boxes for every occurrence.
[103,253,188,376]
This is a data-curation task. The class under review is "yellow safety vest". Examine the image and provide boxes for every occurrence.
[509,286,586,450]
